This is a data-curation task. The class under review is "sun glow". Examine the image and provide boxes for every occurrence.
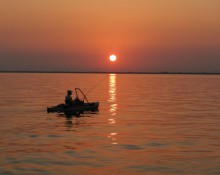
[109,55,117,62]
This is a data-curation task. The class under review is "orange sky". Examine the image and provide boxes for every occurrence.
[0,0,220,72]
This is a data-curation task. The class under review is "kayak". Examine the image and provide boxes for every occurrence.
[47,88,99,116]
[47,102,99,115]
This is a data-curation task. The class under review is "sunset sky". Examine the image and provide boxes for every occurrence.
[0,0,220,72]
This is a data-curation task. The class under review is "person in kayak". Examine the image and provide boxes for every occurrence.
[65,90,83,105]
[65,90,74,105]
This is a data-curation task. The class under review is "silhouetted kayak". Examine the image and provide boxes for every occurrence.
[47,88,99,116]
[47,102,99,115]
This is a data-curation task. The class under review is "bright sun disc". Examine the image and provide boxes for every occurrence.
[109,55,117,62]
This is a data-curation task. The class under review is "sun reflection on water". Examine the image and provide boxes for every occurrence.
[108,74,118,145]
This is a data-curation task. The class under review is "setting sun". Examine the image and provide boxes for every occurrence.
[109,55,117,62]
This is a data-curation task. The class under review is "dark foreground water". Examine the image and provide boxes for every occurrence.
[0,73,220,175]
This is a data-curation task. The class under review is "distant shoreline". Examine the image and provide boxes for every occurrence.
[0,71,220,75]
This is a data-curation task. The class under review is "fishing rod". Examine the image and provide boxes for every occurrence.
[85,74,108,96]
[75,88,89,103]
[73,74,108,104]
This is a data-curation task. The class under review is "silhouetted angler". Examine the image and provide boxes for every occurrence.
[65,89,84,105]
[65,90,73,105]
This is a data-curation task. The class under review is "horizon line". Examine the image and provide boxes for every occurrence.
[0,70,220,75]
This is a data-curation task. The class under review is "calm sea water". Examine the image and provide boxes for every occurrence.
[0,73,220,175]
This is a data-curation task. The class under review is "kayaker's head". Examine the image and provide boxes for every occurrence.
[67,90,72,95]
